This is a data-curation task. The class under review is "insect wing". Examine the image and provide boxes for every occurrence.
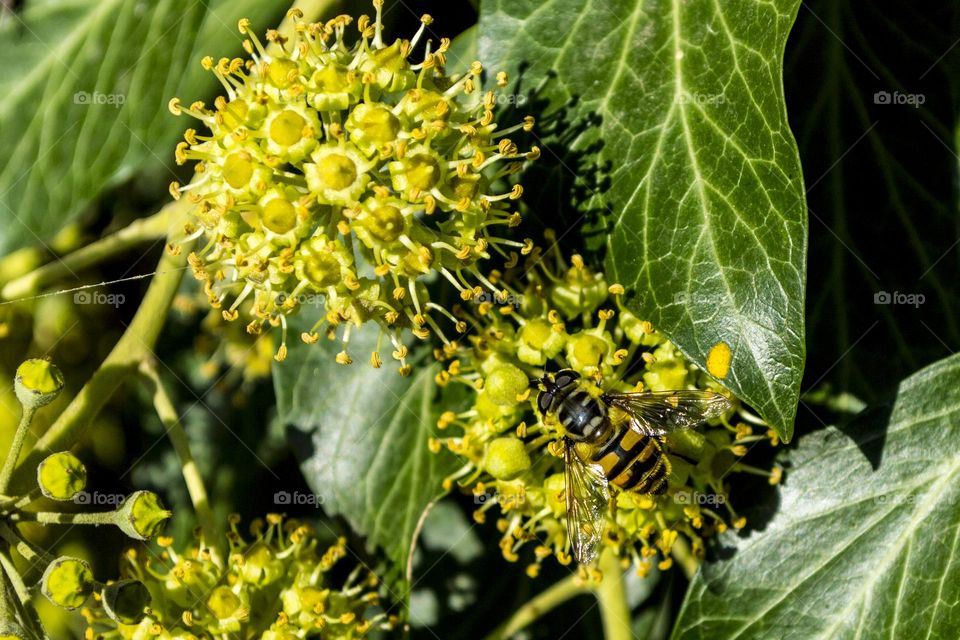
[604,390,731,436]
[564,442,610,564]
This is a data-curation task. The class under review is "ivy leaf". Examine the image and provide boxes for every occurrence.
[672,352,960,639]
[274,323,461,593]
[0,0,286,255]
[478,0,807,441]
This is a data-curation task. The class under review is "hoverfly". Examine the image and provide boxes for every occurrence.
[536,369,731,564]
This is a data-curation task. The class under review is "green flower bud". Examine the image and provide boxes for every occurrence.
[484,438,531,481]
[41,556,94,610]
[565,333,610,371]
[116,491,171,541]
[101,580,151,625]
[544,473,566,517]
[207,585,244,620]
[37,451,87,501]
[518,319,565,365]
[14,358,64,409]
[239,541,284,585]
[484,364,529,407]
[619,310,660,347]
[550,268,607,319]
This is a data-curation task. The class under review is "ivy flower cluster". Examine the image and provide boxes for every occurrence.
[428,243,781,579]
[170,2,537,371]
[84,514,395,639]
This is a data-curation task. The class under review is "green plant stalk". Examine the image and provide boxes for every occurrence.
[15,509,121,526]
[595,551,632,640]
[672,536,698,580]
[483,574,587,640]
[0,209,172,301]
[12,199,192,485]
[0,549,45,638]
[0,406,36,496]
[140,361,217,545]
[0,523,52,566]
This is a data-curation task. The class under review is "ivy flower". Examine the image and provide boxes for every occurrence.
[169,2,537,371]
[429,243,781,579]
[83,514,395,639]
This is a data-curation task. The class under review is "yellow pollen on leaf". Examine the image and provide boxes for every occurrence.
[706,341,732,379]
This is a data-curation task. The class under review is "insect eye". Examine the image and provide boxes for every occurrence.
[537,390,553,414]
[554,370,580,388]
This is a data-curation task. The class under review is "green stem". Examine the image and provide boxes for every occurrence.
[0,406,36,496]
[0,523,52,565]
[140,361,218,545]
[671,537,698,580]
[14,509,120,527]
[0,209,172,301]
[484,574,587,640]
[0,549,30,602]
[12,200,192,485]
[595,551,632,640]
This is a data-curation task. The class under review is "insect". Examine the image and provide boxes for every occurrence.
[536,369,731,564]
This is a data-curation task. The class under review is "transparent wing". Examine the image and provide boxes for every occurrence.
[564,442,610,565]
[603,390,731,436]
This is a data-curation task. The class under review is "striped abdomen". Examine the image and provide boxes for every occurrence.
[590,424,670,494]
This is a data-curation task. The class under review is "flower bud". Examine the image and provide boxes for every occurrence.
[518,319,565,365]
[41,556,94,610]
[484,437,531,481]
[484,364,529,407]
[116,491,172,541]
[14,358,64,409]
[101,580,151,625]
[37,451,87,501]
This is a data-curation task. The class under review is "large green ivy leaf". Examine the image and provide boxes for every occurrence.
[478,0,807,441]
[672,352,960,639]
[274,324,461,592]
[0,0,286,255]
